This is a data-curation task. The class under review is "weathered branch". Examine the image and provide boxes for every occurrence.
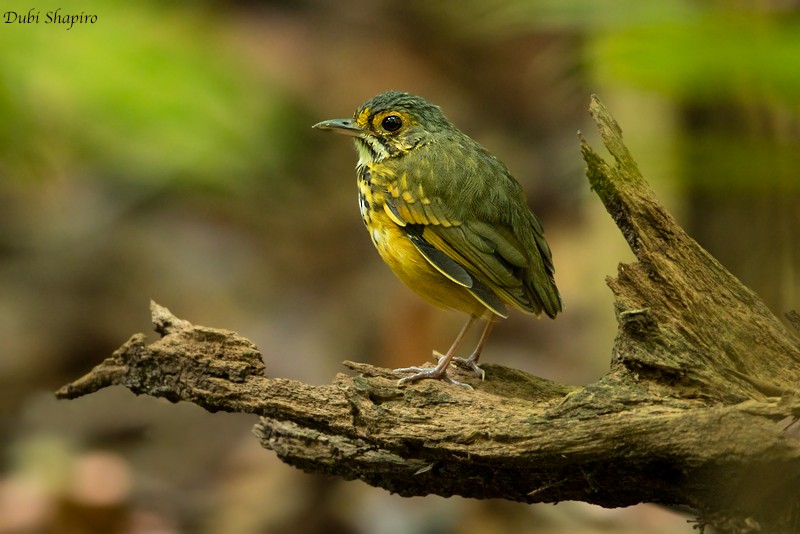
[57,97,800,534]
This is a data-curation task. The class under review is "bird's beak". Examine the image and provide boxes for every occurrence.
[312,118,364,137]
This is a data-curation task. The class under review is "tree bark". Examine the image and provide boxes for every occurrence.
[57,96,800,534]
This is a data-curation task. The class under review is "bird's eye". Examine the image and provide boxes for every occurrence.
[381,114,403,132]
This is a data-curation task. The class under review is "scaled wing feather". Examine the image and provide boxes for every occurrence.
[385,188,536,316]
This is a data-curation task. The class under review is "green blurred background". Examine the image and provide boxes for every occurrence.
[1,0,797,532]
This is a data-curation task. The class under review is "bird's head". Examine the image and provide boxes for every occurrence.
[313,91,453,164]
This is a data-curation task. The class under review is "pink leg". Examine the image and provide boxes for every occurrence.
[395,316,477,387]
[453,316,497,380]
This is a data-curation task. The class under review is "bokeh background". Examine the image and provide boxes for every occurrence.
[1,0,798,532]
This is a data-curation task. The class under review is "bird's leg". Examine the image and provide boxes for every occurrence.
[395,315,477,388]
[452,316,497,380]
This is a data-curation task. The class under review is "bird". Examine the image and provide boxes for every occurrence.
[313,91,561,387]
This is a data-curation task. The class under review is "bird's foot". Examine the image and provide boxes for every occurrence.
[394,367,472,388]
[452,355,485,381]
[394,353,473,389]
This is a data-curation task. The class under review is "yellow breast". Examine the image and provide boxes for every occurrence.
[358,166,490,317]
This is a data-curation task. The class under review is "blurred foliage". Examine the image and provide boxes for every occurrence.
[681,129,800,191]
[593,6,800,105]
[0,0,308,192]
[409,0,697,36]
[588,1,800,191]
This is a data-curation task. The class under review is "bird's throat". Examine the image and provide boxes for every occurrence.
[355,137,389,165]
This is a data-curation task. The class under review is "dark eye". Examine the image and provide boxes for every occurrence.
[381,114,403,132]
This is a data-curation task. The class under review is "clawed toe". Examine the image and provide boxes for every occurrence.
[452,357,485,380]
[394,365,473,389]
